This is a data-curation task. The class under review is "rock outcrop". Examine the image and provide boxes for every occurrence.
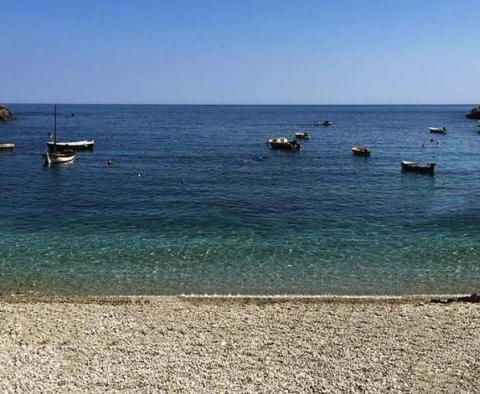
[0,105,13,121]
[465,106,480,119]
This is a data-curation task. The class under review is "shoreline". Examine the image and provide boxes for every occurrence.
[0,292,473,304]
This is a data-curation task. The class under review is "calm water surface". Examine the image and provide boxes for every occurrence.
[1,105,479,295]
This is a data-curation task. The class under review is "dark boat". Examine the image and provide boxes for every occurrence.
[351,146,371,156]
[401,160,435,175]
[429,127,447,135]
[47,140,94,152]
[294,132,310,140]
[314,120,333,127]
[267,137,300,151]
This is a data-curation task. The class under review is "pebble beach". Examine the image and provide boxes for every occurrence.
[1,296,479,392]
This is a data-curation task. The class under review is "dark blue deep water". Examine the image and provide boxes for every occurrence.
[1,104,479,295]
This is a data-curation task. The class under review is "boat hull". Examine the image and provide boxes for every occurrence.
[0,143,15,150]
[401,161,435,175]
[267,139,300,151]
[429,128,447,135]
[43,150,76,165]
[47,140,94,152]
[314,121,333,127]
[352,147,370,156]
[268,142,300,151]
[294,133,310,140]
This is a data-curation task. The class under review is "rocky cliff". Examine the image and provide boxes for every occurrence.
[0,105,13,121]
[465,106,480,119]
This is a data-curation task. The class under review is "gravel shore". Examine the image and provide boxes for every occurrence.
[0,296,479,393]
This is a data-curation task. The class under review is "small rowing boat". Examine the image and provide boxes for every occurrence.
[401,160,435,175]
[429,127,447,135]
[294,132,310,140]
[43,150,76,165]
[351,146,371,156]
[314,120,333,127]
[0,143,15,150]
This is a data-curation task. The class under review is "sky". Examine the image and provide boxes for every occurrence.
[1,0,479,104]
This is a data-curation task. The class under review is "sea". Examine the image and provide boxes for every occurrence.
[1,104,479,295]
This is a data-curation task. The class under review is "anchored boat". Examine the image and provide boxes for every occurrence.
[401,161,435,175]
[267,137,300,151]
[0,143,15,150]
[294,132,310,140]
[43,105,76,165]
[314,120,333,127]
[43,150,76,165]
[429,127,447,135]
[47,140,94,152]
[352,146,371,156]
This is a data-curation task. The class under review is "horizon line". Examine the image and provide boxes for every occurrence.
[4,102,479,106]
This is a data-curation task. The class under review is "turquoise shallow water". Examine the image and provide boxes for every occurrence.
[1,104,479,295]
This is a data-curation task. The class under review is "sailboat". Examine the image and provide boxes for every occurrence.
[42,105,76,165]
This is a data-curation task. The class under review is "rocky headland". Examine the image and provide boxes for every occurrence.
[0,105,13,121]
[465,106,480,119]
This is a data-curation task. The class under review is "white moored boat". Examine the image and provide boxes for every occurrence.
[0,143,15,150]
[43,150,76,165]
[46,140,94,151]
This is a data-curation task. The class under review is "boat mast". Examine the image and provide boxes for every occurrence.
[54,104,57,146]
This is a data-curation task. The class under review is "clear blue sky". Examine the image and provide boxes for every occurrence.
[1,0,478,104]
